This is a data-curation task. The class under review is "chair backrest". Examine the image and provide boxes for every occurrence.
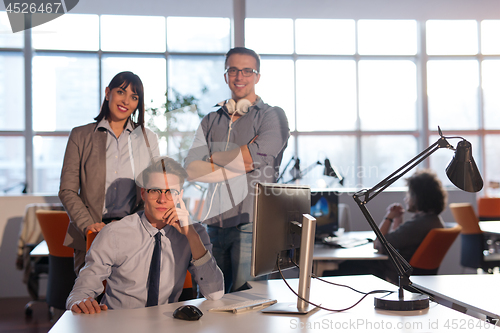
[477,197,500,221]
[449,203,482,234]
[86,230,99,251]
[409,225,462,271]
[460,233,485,269]
[36,210,73,258]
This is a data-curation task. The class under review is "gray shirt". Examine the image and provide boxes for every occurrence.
[66,212,224,310]
[383,212,445,261]
[185,98,290,228]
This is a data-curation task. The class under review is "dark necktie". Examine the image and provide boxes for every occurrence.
[146,232,161,307]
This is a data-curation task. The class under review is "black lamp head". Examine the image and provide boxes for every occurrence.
[290,157,302,180]
[445,139,483,192]
[323,158,344,186]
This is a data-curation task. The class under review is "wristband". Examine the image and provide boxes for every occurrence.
[385,217,393,222]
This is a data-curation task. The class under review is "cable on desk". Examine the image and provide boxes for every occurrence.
[276,258,394,313]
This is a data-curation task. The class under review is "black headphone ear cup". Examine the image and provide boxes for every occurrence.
[235,99,251,115]
[226,99,236,114]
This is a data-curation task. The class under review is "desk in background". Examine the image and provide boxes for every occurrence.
[478,221,500,261]
[49,274,494,333]
[313,231,388,276]
[479,221,500,235]
[30,240,48,257]
[412,274,500,322]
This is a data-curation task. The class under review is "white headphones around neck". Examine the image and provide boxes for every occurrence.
[221,98,252,116]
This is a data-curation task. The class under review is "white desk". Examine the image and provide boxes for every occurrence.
[479,221,500,235]
[313,231,388,275]
[412,274,500,322]
[477,222,500,261]
[49,275,493,333]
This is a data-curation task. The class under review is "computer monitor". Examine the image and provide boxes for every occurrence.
[311,189,339,240]
[251,183,317,314]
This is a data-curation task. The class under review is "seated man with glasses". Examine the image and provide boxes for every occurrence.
[66,156,224,314]
[185,47,290,293]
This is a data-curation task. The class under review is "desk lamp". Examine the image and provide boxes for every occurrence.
[353,127,483,311]
[323,158,344,186]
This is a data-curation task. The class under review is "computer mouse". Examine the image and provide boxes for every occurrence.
[173,305,203,321]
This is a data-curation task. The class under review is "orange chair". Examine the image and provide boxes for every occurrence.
[477,197,500,221]
[86,230,99,251]
[450,203,500,273]
[409,225,462,275]
[36,210,76,310]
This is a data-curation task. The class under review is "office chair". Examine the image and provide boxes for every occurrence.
[36,210,76,316]
[409,225,462,275]
[449,203,500,273]
[477,197,500,221]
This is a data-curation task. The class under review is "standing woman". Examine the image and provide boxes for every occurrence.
[59,71,159,274]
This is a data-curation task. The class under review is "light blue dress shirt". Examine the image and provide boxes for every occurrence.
[66,212,224,310]
[97,119,136,219]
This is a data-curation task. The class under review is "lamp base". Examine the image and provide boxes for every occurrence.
[374,292,429,311]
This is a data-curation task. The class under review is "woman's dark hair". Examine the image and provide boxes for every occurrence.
[406,169,448,215]
[94,71,145,128]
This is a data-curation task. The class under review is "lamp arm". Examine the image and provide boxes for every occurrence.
[352,135,452,292]
[277,157,294,183]
[299,161,322,178]
[355,136,451,204]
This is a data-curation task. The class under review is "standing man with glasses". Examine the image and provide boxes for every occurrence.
[185,47,290,293]
[66,157,223,313]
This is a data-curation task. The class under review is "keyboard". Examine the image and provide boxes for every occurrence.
[322,236,372,248]
[208,298,277,314]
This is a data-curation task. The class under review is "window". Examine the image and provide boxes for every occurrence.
[32,54,99,131]
[167,17,230,53]
[427,60,479,130]
[0,12,23,48]
[101,15,166,53]
[0,53,24,131]
[245,18,294,54]
[2,13,499,194]
[259,58,295,130]
[295,59,356,131]
[295,19,355,55]
[358,20,417,55]
[482,60,500,129]
[32,14,99,51]
[358,60,417,131]
[426,20,478,55]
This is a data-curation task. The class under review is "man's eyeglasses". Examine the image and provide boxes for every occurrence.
[146,189,180,201]
[224,67,259,77]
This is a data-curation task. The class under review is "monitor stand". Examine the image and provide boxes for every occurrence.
[262,214,318,315]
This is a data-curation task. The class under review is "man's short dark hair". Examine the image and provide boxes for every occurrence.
[225,47,261,72]
[406,169,448,215]
[138,156,188,189]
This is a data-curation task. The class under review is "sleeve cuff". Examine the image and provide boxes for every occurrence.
[191,250,211,267]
